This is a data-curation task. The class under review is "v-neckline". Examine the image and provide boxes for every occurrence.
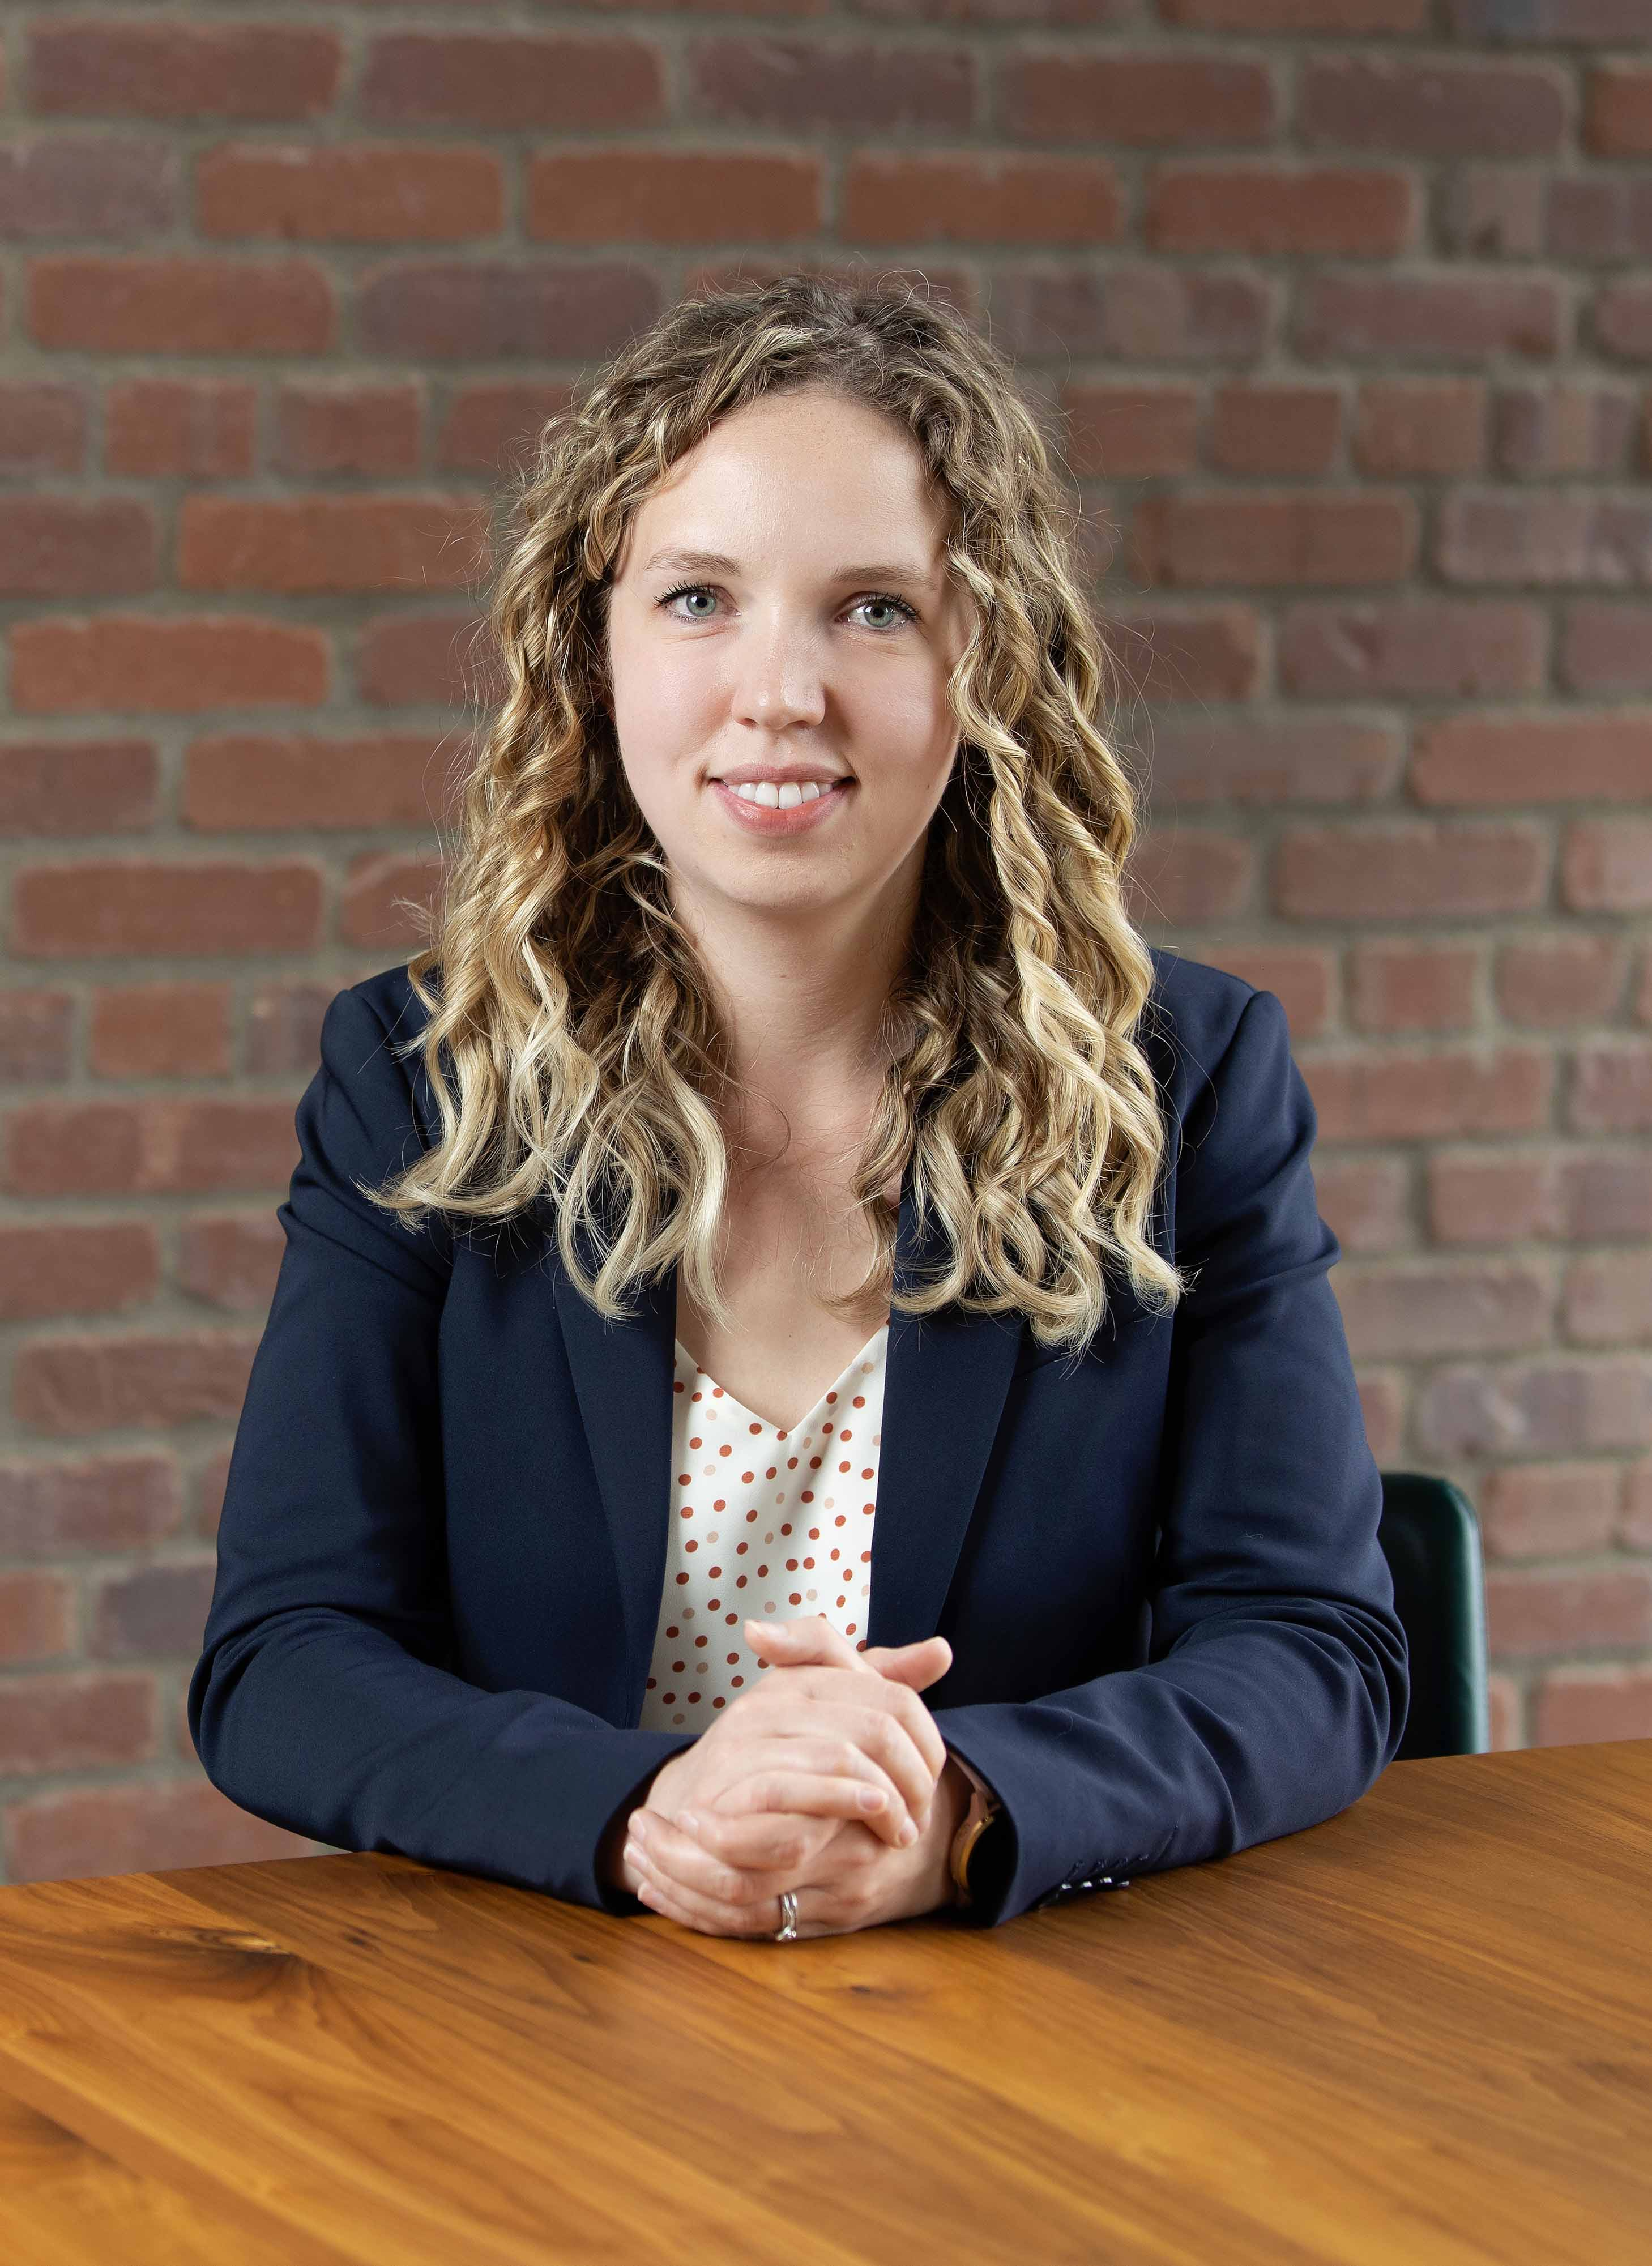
[672,1321,889,1438]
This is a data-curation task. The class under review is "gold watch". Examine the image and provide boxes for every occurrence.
[946,1749,1002,1909]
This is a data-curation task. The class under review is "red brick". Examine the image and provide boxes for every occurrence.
[0,382,83,472]
[1496,935,1625,1027]
[1534,1671,1652,1748]
[183,732,455,830]
[1353,380,1487,475]
[1275,822,1547,921]
[29,256,331,355]
[1355,1370,1405,1465]
[0,1456,180,1557]
[177,1215,285,1313]
[1065,385,1199,478]
[1493,383,1638,478]
[0,1224,157,1321]
[1429,1151,1566,1245]
[29,23,341,121]
[1440,168,1544,259]
[1336,1261,1551,1360]
[273,385,421,477]
[532,147,823,246]
[1564,1151,1652,1239]
[1417,1358,1652,1458]
[1412,711,1652,805]
[341,848,444,950]
[4,1099,300,1198]
[1482,1463,1622,1562]
[1561,603,1652,693]
[1586,66,1652,159]
[199,142,503,244]
[1310,1156,1410,1253]
[1572,1044,1652,1133]
[435,382,573,475]
[178,495,488,594]
[1306,1047,1551,1141]
[105,378,255,478]
[1349,941,1481,1033]
[0,739,157,835]
[1100,606,1263,703]
[0,1672,159,1774]
[10,861,322,957]
[355,609,503,709]
[12,1333,260,1434]
[1194,945,1335,1040]
[1563,1251,1652,1347]
[1591,281,1652,362]
[89,985,232,1079]
[0,497,155,598]
[0,1571,75,1666]
[1301,58,1567,159]
[1003,53,1274,147]
[3,1776,315,1885]
[1453,0,1651,36]
[362,32,663,130]
[1145,715,1402,805]
[0,135,174,238]
[1562,818,1652,913]
[1130,492,1415,587]
[246,981,335,1077]
[1297,275,1561,362]
[1208,386,1341,476]
[0,992,73,1086]
[695,41,975,131]
[1435,492,1652,584]
[1488,1569,1652,1657]
[843,153,1115,250]
[357,259,659,363]
[1162,0,1425,20]
[1121,832,1253,926]
[1002,266,1272,365]
[1545,177,1652,264]
[1144,167,1411,256]
[1627,1460,1652,1547]
[87,1560,217,1659]
[1280,601,1544,698]
[10,615,329,714]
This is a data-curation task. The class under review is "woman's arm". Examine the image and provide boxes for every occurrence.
[930,983,1410,1927]
[188,983,698,1914]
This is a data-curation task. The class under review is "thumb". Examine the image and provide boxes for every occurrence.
[859,1634,953,1691]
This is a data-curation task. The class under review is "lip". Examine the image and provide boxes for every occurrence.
[709,778,853,837]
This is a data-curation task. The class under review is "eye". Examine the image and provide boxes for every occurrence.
[654,583,920,631]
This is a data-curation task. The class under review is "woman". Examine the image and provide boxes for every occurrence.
[189,274,1407,1943]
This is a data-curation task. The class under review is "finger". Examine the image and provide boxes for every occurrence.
[859,1636,954,1691]
[627,1837,780,1939]
[705,1727,923,1845]
[631,1811,774,1910]
[702,1763,919,1853]
[748,1614,953,1693]
[771,1678,949,1817]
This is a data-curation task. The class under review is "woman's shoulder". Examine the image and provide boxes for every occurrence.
[1141,945,1269,1091]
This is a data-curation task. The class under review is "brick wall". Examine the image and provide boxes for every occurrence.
[1,2,1648,1885]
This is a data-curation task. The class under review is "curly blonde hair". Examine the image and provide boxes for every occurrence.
[370,271,1185,1354]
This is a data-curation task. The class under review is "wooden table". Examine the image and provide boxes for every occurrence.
[0,1739,1647,2264]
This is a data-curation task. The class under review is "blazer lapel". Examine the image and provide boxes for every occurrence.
[551,1156,1024,1712]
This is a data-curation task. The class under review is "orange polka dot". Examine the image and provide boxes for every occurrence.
[749,1422,762,1435]
[689,1436,702,1449]
[731,1675,744,1688]
[852,1395,865,1407]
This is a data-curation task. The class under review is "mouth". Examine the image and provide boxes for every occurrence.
[707,776,854,834]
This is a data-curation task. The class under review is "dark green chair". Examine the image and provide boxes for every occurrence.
[1377,1470,1490,1761]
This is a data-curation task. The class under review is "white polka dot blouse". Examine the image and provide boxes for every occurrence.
[638,1323,890,1732]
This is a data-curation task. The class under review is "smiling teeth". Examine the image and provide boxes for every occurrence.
[730,780,826,808]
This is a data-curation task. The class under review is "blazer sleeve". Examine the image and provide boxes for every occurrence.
[933,983,1410,1927]
[187,983,697,1914]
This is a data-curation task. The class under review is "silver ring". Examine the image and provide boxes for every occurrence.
[773,1888,800,1943]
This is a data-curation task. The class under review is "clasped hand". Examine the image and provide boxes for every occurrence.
[612,1614,970,1941]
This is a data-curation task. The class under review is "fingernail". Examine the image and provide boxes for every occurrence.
[857,1786,887,1811]
[748,1618,778,1632]
[673,1810,701,1836]
[899,1818,919,1846]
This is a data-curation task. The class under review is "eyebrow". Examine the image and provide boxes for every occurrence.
[642,545,937,586]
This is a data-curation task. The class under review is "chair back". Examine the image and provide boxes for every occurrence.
[1377,1470,1491,1761]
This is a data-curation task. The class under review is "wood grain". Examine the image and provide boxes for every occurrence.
[0,1741,1646,2263]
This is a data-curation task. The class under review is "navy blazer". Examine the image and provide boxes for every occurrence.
[189,948,1408,1928]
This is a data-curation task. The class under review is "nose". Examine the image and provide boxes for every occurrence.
[731,613,828,733]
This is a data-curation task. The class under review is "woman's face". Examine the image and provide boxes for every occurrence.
[603,386,974,929]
